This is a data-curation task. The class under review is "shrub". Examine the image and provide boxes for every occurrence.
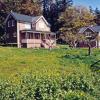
[0,73,96,100]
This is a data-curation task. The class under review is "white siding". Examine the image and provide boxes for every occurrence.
[98,32,100,48]
[36,18,50,32]
[25,23,31,29]
[18,22,31,30]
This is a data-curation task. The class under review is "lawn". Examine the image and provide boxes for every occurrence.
[0,46,99,79]
[0,46,100,99]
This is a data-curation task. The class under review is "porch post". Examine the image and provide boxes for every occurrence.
[25,32,28,47]
[25,32,28,39]
[98,32,100,48]
[33,33,34,39]
[96,39,98,48]
[45,33,46,40]
[17,22,21,48]
[40,33,41,39]
[55,34,56,45]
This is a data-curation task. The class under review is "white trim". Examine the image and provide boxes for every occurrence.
[12,20,15,26]
[79,27,95,33]
[80,27,95,34]
[89,27,96,33]
[17,21,21,48]
[8,21,10,27]
[33,16,51,27]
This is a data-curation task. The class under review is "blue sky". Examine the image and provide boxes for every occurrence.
[73,0,100,9]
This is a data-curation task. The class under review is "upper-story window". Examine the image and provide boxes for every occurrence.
[8,20,15,27]
[12,20,15,26]
[25,23,31,29]
[8,21,10,27]
[85,32,92,38]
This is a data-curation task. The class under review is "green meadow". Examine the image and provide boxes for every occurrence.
[0,46,100,99]
[0,46,99,79]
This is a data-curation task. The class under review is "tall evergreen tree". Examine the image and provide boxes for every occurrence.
[89,6,94,14]
[40,0,73,32]
[94,8,100,25]
[0,1,7,36]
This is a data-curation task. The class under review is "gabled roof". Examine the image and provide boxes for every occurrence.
[5,12,50,26]
[90,25,100,32]
[12,12,34,23]
[79,25,100,33]
[79,27,87,33]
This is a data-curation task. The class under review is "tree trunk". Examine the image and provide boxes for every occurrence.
[49,46,52,51]
[88,43,91,56]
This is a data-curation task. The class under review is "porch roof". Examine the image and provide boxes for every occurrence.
[20,30,56,35]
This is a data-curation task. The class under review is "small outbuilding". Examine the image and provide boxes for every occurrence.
[78,25,100,48]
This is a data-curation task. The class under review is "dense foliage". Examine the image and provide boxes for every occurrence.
[59,6,95,47]
[0,73,97,100]
[0,47,100,99]
[40,0,73,32]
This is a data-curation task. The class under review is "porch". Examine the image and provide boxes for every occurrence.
[20,30,56,48]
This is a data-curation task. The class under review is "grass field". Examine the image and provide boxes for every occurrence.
[0,46,100,99]
[0,46,99,79]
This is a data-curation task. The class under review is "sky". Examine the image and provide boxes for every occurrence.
[73,0,100,9]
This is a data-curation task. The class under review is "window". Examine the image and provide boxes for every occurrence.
[8,21,10,27]
[47,34,50,39]
[85,32,91,37]
[27,33,33,39]
[8,20,15,27]
[35,33,40,39]
[25,23,31,29]
[12,20,15,26]
[51,35,55,39]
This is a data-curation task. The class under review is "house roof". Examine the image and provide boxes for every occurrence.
[11,12,41,23]
[5,12,50,26]
[79,25,100,33]
[91,25,100,32]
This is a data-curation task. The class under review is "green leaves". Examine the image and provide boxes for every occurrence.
[0,47,99,99]
[59,6,95,47]
[0,73,96,100]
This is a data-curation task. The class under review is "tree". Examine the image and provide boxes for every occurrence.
[94,8,100,25]
[0,1,7,36]
[40,0,73,32]
[86,32,98,56]
[89,6,94,14]
[19,0,41,16]
[3,0,41,16]
[59,6,95,48]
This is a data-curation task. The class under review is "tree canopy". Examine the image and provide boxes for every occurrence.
[58,6,95,47]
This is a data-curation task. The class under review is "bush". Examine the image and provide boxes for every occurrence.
[0,73,96,100]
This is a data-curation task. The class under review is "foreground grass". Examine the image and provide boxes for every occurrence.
[0,47,100,99]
